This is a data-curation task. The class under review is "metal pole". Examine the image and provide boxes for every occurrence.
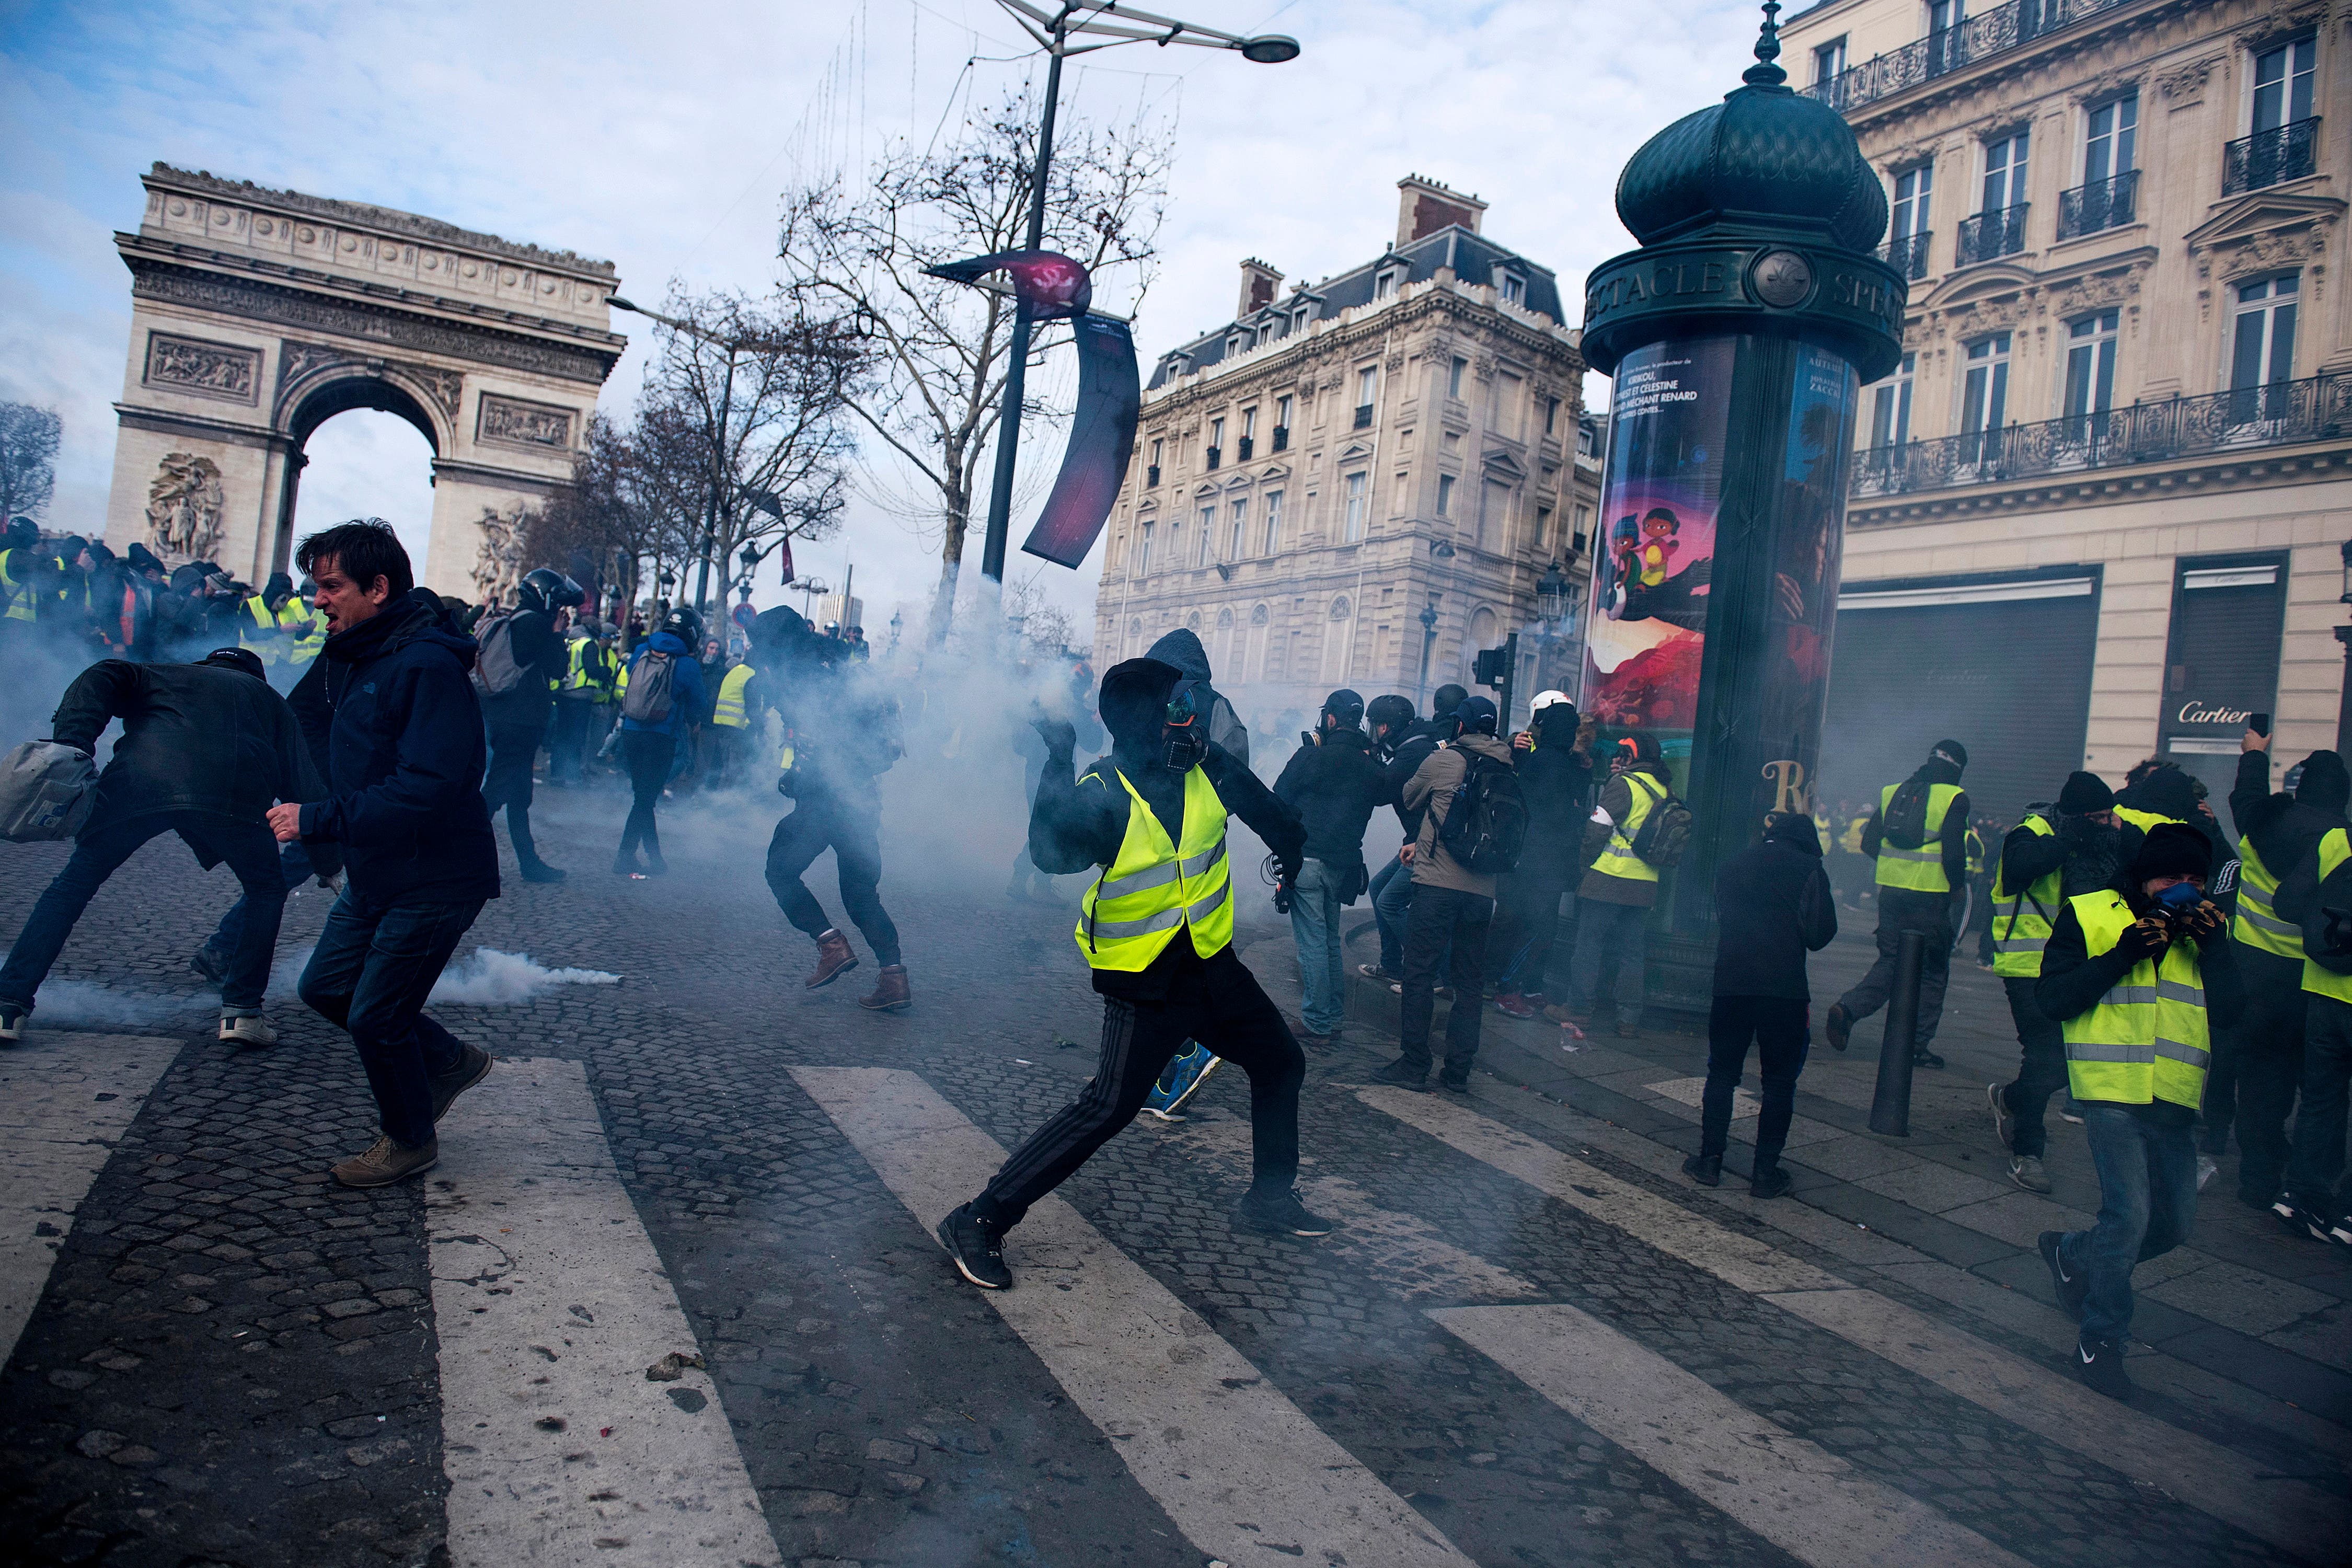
[1499,629,1519,733]
[695,347,740,616]
[978,32,1066,590]
[1869,929,1926,1137]
[2334,625,2352,753]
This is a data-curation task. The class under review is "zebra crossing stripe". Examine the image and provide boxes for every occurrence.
[1363,1086,2352,1563]
[429,1057,778,1568]
[0,1033,176,1360]
[790,1066,1479,1568]
[1432,1303,2031,1568]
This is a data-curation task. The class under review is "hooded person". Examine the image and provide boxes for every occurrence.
[1144,627,1249,767]
[1362,683,1469,985]
[1563,729,1678,1036]
[1492,691,1596,1018]
[1828,739,1971,1068]
[933,656,1320,1291]
[1375,694,1516,1089]
[2035,821,2243,1398]
[610,603,708,877]
[2225,734,2350,1213]
[1271,687,1392,1043]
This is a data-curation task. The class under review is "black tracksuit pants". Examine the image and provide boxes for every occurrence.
[766,786,902,967]
[1999,974,2069,1159]
[1838,886,1952,1050]
[973,960,1304,1231]
[1700,995,1809,1170]
[2232,944,2307,1201]
[483,718,551,868]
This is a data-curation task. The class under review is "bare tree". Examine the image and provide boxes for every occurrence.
[778,88,1169,647]
[0,402,62,522]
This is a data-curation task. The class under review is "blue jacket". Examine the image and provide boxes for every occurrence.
[298,591,500,907]
[619,632,707,737]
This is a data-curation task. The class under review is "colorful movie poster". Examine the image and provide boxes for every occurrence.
[1755,342,1860,816]
[1581,337,1736,741]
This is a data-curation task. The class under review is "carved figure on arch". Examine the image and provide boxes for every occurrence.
[144,452,225,562]
[469,499,536,606]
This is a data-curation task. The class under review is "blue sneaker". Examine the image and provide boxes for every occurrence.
[1144,1044,1220,1121]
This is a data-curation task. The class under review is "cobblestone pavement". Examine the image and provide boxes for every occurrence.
[0,780,2345,1567]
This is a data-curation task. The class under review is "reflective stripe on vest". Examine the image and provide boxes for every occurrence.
[1589,773,1664,884]
[712,663,754,728]
[2231,836,2303,959]
[1075,767,1235,971]
[1873,782,1962,892]
[2301,829,2352,1000]
[1990,813,2059,977]
[2061,890,2210,1109]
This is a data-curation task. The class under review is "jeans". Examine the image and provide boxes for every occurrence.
[1837,886,1952,1050]
[297,891,484,1148]
[1488,869,1574,995]
[482,719,550,868]
[2286,993,2352,1213]
[1700,995,1809,1170]
[2060,1104,2198,1345]
[2231,945,2307,1200]
[1370,853,1414,974]
[1400,884,1493,1077]
[1288,858,1348,1035]
[1999,974,2068,1158]
[1568,899,1650,1029]
[550,700,594,783]
[204,839,315,982]
[616,730,674,868]
[766,787,902,967]
[0,812,286,1014]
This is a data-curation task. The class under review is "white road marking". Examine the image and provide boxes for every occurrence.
[791,1066,1478,1568]
[429,1057,777,1568]
[0,1033,177,1359]
[1434,1302,2030,1568]
[1364,1087,2352,1563]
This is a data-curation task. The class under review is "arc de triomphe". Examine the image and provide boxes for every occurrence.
[102,163,624,596]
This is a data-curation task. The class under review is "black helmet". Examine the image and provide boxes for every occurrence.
[1366,694,1415,734]
[516,567,585,613]
[1321,688,1365,730]
[662,604,705,647]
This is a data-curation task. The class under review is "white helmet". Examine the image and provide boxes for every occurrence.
[1529,689,1572,712]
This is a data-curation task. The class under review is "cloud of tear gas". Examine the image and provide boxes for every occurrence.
[27,981,209,1030]
[267,946,619,1006]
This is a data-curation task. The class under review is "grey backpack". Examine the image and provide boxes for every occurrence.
[620,650,676,724]
[470,611,526,698]
[0,741,98,842]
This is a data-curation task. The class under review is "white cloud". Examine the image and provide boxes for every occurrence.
[1,0,1773,630]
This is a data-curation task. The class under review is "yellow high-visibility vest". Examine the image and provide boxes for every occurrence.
[2301,829,2352,1000]
[1840,814,1867,855]
[712,663,755,729]
[2114,805,2187,835]
[1991,813,2059,978]
[2232,837,2301,960]
[240,594,282,663]
[1076,766,1234,972]
[279,601,321,666]
[1589,773,1665,884]
[1964,828,1986,879]
[1,548,41,624]
[2061,890,2210,1109]
[1873,782,1963,893]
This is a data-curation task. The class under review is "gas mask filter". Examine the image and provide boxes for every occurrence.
[1162,679,1208,772]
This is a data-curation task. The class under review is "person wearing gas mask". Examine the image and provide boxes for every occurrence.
[1987,771,2133,1194]
[1270,688,1392,1044]
[477,567,581,884]
[935,656,1319,1291]
[2035,822,2242,1398]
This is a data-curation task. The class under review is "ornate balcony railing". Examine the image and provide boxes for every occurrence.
[1878,231,1933,280]
[1956,204,2031,265]
[1851,373,2352,500]
[2223,119,2321,195]
[1805,0,2134,114]
[2056,170,2139,240]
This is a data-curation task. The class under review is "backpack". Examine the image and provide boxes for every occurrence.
[620,649,677,724]
[1437,752,1529,874]
[470,610,526,698]
[0,740,98,843]
[1627,774,1696,868]
[1880,778,1933,849]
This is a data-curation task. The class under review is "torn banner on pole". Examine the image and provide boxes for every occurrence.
[922,249,1139,570]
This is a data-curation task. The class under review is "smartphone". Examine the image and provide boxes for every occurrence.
[2251,713,2271,736]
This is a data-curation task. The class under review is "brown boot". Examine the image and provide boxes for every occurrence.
[806,929,858,989]
[857,965,911,1012]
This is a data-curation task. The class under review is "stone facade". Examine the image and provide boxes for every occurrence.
[1092,178,1594,735]
[102,164,625,594]
[1782,0,2352,790]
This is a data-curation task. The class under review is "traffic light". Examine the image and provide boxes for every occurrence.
[1473,645,1509,690]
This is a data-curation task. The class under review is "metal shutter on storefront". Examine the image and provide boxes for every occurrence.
[2158,558,2287,805]
[1816,571,2102,827]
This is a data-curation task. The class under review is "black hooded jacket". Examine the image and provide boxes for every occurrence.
[297,591,499,907]
[1271,724,1391,868]
[1144,629,1249,766]
[2230,747,2347,894]
[1513,707,1595,877]
[1030,657,1303,1001]
[1711,815,1837,999]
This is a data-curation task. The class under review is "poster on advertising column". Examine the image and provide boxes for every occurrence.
[1756,341,1861,817]
[1581,337,1736,744]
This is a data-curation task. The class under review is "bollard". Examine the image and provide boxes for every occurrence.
[1869,929,1926,1137]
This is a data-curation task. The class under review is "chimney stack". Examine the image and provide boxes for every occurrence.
[1396,174,1487,248]
[1237,258,1284,319]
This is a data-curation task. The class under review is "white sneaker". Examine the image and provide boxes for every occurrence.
[219,1014,278,1047]
[0,1005,25,1044]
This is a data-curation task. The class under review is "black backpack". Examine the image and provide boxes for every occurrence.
[1627,774,1696,868]
[1438,752,1529,874]
[1880,778,1933,849]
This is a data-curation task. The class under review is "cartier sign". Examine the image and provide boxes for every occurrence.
[2176,700,2253,725]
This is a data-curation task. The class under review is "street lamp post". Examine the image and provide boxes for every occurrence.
[2334,538,2352,752]
[975,2,1298,603]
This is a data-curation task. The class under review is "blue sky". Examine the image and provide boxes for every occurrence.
[1,0,1772,628]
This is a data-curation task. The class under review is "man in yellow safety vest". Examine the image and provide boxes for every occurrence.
[935,654,1319,1290]
[2273,769,2352,1250]
[2034,822,2241,1398]
[705,655,756,788]
[550,617,610,785]
[1827,740,1970,1067]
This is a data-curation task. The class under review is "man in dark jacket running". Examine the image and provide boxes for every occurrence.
[271,521,500,1189]
[1271,688,1392,1043]
[477,568,578,883]
[0,647,321,1046]
[1684,813,1837,1198]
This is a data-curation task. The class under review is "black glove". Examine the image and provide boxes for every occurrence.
[2180,900,2228,946]
[1272,879,1293,915]
[2114,914,2172,964]
[2323,906,2352,956]
[1031,714,1077,765]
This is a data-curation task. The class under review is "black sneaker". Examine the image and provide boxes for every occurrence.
[190,946,228,986]
[1824,1002,1852,1053]
[1371,1058,1427,1090]
[1750,1164,1793,1200]
[937,1203,1011,1289]
[2276,1198,2339,1245]
[2039,1230,2089,1322]
[518,861,568,884]
[1912,1047,1945,1069]
[1681,1152,1722,1187]
[2075,1335,2132,1400]
[1235,1187,1334,1237]
[429,1044,495,1123]
[1435,1070,1472,1093]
